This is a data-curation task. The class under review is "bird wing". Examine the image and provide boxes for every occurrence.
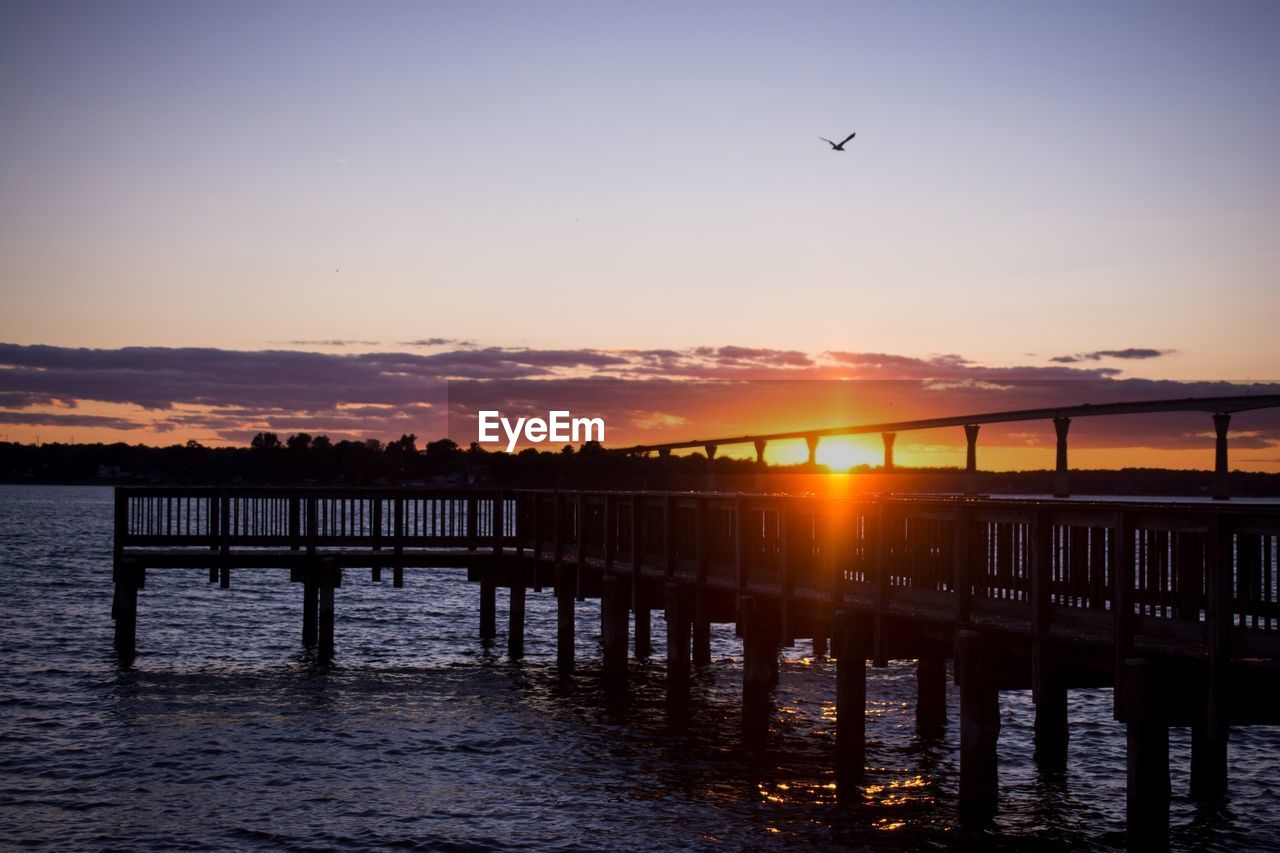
[839,132,856,146]
[819,136,836,146]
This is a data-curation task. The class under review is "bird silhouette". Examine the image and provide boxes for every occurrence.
[819,132,856,151]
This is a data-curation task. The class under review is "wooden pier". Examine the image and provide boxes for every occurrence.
[112,486,1280,847]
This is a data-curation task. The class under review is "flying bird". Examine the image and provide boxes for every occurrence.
[820,132,856,151]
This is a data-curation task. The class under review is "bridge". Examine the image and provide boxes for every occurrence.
[623,391,1280,499]
[108,393,1280,848]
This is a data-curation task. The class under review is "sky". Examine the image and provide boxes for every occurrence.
[1,1,1278,468]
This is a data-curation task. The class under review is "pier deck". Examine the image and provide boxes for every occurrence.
[112,486,1280,847]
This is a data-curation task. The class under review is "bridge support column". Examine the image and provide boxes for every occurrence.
[917,650,948,737]
[1053,416,1071,498]
[665,583,692,711]
[209,565,218,583]
[741,595,775,749]
[508,579,526,659]
[479,579,497,640]
[834,610,866,781]
[1124,659,1170,849]
[317,560,336,662]
[1212,413,1231,500]
[113,561,140,661]
[219,561,230,589]
[601,575,629,685]
[882,432,896,472]
[964,424,980,496]
[813,635,827,658]
[693,590,712,666]
[302,570,318,647]
[958,630,1000,825]
[556,566,575,673]
[634,606,651,658]
[806,435,819,467]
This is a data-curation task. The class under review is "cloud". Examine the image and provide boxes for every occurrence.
[0,342,1274,454]
[399,338,476,348]
[273,339,382,347]
[1050,348,1173,364]
[0,410,144,429]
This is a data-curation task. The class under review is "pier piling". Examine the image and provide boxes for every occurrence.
[834,610,866,780]
[601,575,629,684]
[556,566,575,673]
[1123,659,1170,848]
[916,650,948,737]
[665,583,692,708]
[958,630,1001,824]
[479,579,496,640]
[508,579,526,659]
[634,605,651,658]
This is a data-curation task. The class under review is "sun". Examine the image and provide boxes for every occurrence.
[815,436,879,471]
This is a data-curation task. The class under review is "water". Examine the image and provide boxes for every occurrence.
[1,484,1276,851]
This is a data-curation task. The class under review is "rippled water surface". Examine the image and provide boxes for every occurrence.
[2,485,1277,850]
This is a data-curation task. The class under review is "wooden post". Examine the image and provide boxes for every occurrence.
[634,606,651,658]
[741,595,773,749]
[958,629,1000,825]
[508,579,526,659]
[1193,513,1231,800]
[1124,658,1170,849]
[813,635,827,658]
[113,559,140,660]
[1035,676,1069,770]
[371,496,382,582]
[601,575,629,685]
[317,559,337,662]
[219,492,232,588]
[556,565,575,673]
[665,582,692,708]
[479,579,497,640]
[833,609,866,780]
[916,651,947,737]
[302,563,318,647]
[208,492,220,582]
[1031,508,1067,768]
[693,591,712,667]
[693,497,712,666]
[392,494,405,588]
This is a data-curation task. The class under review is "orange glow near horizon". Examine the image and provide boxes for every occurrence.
[3,401,1277,474]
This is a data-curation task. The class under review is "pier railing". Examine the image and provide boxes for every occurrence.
[117,487,1280,658]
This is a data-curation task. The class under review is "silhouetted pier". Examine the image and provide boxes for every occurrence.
[112,486,1280,847]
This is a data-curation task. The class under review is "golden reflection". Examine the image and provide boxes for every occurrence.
[756,779,840,806]
[862,775,933,809]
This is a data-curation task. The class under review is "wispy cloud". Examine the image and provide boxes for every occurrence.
[273,340,382,347]
[1050,348,1173,364]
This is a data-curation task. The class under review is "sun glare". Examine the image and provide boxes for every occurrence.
[816,437,877,471]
